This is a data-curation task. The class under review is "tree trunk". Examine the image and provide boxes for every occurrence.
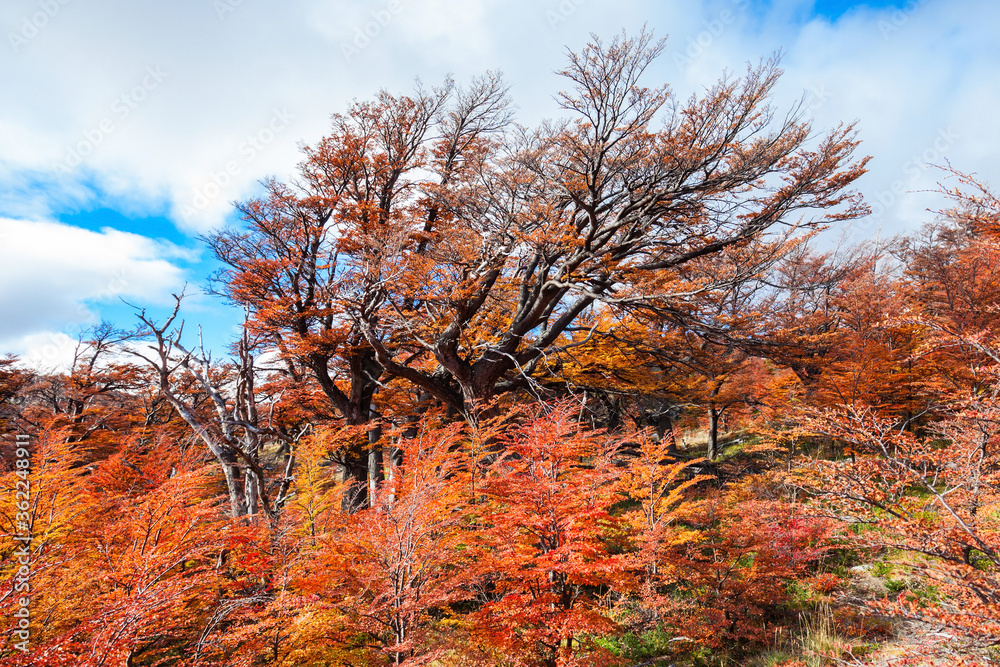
[343,456,369,512]
[707,405,720,460]
[652,411,679,456]
[220,458,248,518]
[368,430,384,504]
[244,468,261,516]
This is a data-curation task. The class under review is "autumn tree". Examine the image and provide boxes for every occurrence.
[345,30,866,424]
[207,71,514,508]
[618,433,704,610]
[894,168,1000,401]
[551,250,825,460]
[299,422,475,665]
[0,356,30,435]
[207,29,868,513]
[470,403,626,667]
[633,278,784,460]
[6,325,152,463]
[781,173,1000,663]
[131,295,302,518]
[795,404,1000,661]
[616,433,832,659]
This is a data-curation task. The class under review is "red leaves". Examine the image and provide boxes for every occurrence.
[0,444,227,666]
[18,28,1000,667]
[470,404,626,667]
[798,400,1000,656]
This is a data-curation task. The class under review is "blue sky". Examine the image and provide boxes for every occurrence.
[1,0,996,369]
[812,0,908,19]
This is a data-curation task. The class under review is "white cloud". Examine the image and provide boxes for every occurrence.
[9,330,79,373]
[656,0,1000,242]
[0,218,188,357]
[0,0,996,242]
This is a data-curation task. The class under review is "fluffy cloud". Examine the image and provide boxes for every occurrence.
[2,1,996,239]
[0,1,997,327]
[0,217,188,366]
[0,1,994,233]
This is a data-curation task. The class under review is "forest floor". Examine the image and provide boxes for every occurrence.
[646,432,996,667]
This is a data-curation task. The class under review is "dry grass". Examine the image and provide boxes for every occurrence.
[747,605,855,667]
[799,604,850,666]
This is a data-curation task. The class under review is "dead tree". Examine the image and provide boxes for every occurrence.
[131,294,302,519]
